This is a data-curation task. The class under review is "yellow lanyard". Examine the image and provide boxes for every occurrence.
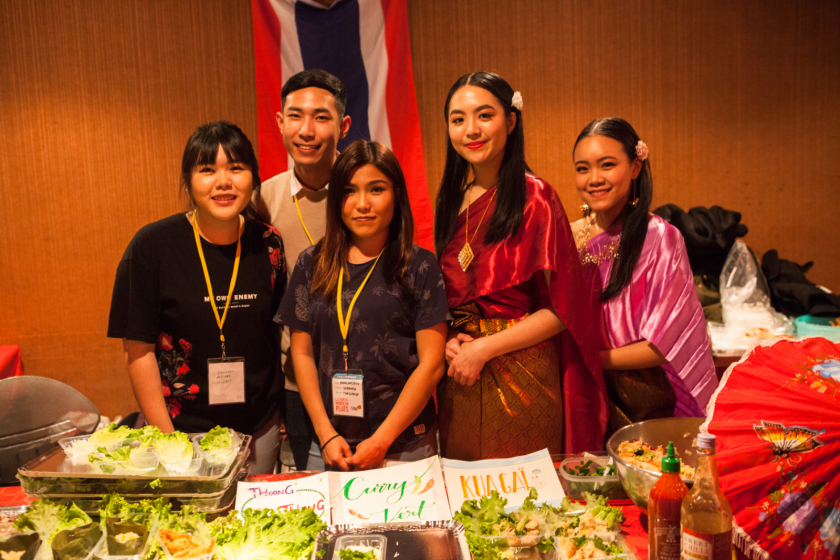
[337,250,383,370]
[294,195,315,245]
[192,212,241,358]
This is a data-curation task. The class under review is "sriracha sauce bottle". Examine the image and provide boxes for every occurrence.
[649,441,688,560]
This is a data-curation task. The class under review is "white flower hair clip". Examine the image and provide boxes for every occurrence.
[635,140,649,161]
[511,91,523,111]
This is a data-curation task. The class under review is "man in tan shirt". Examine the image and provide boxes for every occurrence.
[259,70,351,470]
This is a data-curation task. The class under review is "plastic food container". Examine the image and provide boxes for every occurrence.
[473,533,554,559]
[51,526,106,560]
[156,442,204,476]
[0,505,28,539]
[795,315,840,342]
[58,435,108,463]
[332,534,387,560]
[25,466,249,515]
[89,446,160,475]
[157,527,215,560]
[191,430,242,473]
[95,514,157,560]
[557,454,628,501]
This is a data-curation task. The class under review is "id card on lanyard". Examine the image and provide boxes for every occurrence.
[330,251,383,418]
[193,213,246,405]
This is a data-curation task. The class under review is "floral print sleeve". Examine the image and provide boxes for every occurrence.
[411,248,452,331]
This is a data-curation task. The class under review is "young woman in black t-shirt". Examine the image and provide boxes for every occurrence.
[108,121,286,474]
[275,140,450,471]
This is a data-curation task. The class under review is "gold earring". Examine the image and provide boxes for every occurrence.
[629,179,639,208]
[580,203,591,217]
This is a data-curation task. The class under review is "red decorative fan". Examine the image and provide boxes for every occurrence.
[702,337,840,560]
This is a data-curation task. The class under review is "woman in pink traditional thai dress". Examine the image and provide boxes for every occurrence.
[571,118,718,436]
[436,72,607,460]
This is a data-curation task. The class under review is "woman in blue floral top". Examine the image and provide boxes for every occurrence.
[275,140,450,471]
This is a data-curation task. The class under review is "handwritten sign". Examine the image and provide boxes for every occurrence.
[235,473,331,521]
[441,448,566,515]
[331,456,450,525]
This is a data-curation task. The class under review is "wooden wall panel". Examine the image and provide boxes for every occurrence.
[0,0,258,419]
[1,0,838,420]
[408,0,840,292]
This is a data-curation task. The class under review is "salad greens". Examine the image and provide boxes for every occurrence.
[88,443,153,473]
[12,500,93,560]
[200,426,232,452]
[208,507,326,560]
[563,460,616,477]
[454,489,555,560]
[154,431,193,465]
[338,549,377,560]
[87,423,134,449]
[455,489,628,560]
[128,425,163,445]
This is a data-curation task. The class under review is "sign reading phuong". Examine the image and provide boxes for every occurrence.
[441,449,567,516]
[235,473,331,522]
[331,456,450,525]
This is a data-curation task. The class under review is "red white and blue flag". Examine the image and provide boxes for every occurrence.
[251,0,434,249]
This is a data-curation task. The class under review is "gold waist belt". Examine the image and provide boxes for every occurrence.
[451,303,528,336]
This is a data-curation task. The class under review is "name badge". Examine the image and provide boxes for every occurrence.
[331,370,364,418]
[207,357,246,405]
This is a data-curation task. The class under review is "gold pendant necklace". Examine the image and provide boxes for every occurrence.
[458,184,496,272]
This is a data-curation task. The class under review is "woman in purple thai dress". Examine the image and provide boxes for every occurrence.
[571,118,718,436]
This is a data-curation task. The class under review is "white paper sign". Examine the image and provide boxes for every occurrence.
[235,473,331,521]
[441,448,566,516]
[330,456,450,525]
[207,359,245,405]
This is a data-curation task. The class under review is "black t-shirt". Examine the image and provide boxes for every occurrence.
[275,245,451,453]
[108,214,286,435]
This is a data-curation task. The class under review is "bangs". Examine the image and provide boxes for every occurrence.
[191,137,245,169]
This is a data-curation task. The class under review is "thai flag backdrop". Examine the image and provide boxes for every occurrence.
[251,0,434,249]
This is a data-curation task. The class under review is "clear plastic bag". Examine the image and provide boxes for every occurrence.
[710,241,794,354]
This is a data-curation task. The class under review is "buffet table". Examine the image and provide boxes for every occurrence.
[0,483,658,559]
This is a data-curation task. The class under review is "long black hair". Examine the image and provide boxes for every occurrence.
[433,72,529,257]
[311,140,415,300]
[573,118,653,301]
[180,120,263,221]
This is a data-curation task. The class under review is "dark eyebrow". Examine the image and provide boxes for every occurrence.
[449,104,497,118]
[574,156,618,165]
[285,106,332,115]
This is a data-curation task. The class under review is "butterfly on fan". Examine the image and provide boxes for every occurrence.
[754,420,825,466]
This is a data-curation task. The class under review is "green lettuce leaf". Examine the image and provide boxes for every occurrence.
[154,432,193,464]
[88,423,134,448]
[209,507,325,560]
[199,426,232,452]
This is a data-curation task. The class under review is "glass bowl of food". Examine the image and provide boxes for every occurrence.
[606,417,704,512]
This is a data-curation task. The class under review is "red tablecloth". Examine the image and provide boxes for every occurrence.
[0,486,34,507]
[0,345,24,380]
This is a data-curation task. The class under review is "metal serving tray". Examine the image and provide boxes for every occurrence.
[17,434,250,496]
[312,521,470,560]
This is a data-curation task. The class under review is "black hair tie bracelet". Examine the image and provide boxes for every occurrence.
[320,434,341,451]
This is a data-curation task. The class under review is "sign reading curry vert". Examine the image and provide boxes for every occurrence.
[331,456,450,525]
[441,448,567,516]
